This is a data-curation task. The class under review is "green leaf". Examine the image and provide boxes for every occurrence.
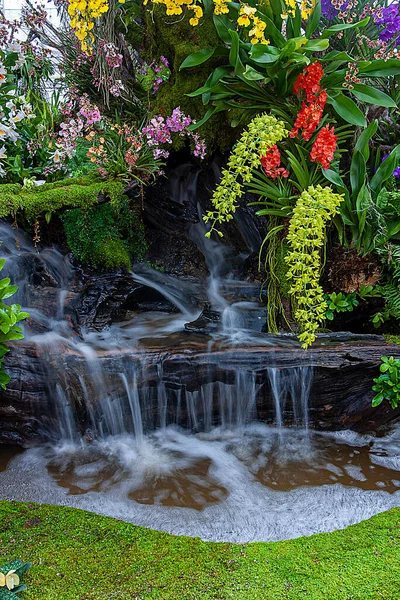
[322,168,346,188]
[350,150,366,198]
[180,48,215,70]
[187,66,232,98]
[358,58,400,77]
[228,30,245,75]
[351,84,397,108]
[242,65,266,81]
[354,120,378,161]
[327,92,367,127]
[372,393,384,407]
[249,44,280,64]
[305,0,322,38]
[213,14,236,44]
[321,16,370,38]
[303,39,330,52]
[371,145,400,193]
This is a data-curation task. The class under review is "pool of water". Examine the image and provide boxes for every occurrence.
[1,424,400,542]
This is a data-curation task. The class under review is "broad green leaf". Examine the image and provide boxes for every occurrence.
[327,92,367,127]
[322,168,346,188]
[351,84,397,108]
[249,44,280,64]
[321,17,370,38]
[243,65,266,81]
[303,39,330,52]
[180,48,215,70]
[213,14,236,44]
[358,58,400,77]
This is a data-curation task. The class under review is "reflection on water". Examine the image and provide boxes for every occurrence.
[0,445,22,472]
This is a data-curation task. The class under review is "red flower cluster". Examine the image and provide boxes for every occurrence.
[290,91,327,142]
[293,62,324,103]
[290,62,328,142]
[310,125,337,170]
[260,145,289,179]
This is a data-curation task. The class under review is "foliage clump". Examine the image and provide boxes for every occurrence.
[61,198,147,270]
[373,356,400,409]
[0,259,29,391]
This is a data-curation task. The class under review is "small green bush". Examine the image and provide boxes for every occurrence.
[372,356,400,409]
[0,259,29,390]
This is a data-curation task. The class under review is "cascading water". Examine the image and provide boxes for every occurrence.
[2,220,400,544]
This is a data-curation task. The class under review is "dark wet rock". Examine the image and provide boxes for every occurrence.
[185,305,220,334]
[2,334,400,444]
[67,272,178,330]
[142,159,267,280]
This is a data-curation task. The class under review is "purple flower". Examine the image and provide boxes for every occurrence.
[374,5,400,45]
[321,0,349,20]
[381,153,400,178]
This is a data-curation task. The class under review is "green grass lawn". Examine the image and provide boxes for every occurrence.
[1,501,400,599]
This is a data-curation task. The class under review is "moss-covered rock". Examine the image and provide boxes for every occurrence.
[144,7,238,152]
[0,177,124,220]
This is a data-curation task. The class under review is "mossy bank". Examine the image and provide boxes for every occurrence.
[1,501,400,599]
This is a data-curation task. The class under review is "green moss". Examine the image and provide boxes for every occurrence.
[0,177,124,220]
[1,501,400,599]
[61,198,147,270]
[144,7,238,152]
[95,239,132,270]
[384,334,400,346]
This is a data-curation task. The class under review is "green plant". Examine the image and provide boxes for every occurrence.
[182,1,400,131]
[0,259,29,390]
[324,121,400,254]
[284,184,343,348]
[0,559,31,599]
[372,356,400,409]
[324,291,359,320]
[204,113,288,235]
[61,197,147,270]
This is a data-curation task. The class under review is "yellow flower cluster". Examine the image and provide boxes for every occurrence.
[300,0,316,19]
[204,114,287,236]
[213,0,230,15]
[68,0,125,53]
[188,3,204,25]
[281,0,315,19]
[144,0,315,29]
[238,5,269,44]
[284,185,344,349]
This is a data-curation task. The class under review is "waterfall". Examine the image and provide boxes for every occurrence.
[0,220,314,445]
[268,366,313,443]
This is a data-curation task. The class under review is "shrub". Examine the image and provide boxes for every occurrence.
[372,356,400,409]
[0,260,29,390]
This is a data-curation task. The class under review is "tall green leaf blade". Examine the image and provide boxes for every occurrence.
[305,0,322,37]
